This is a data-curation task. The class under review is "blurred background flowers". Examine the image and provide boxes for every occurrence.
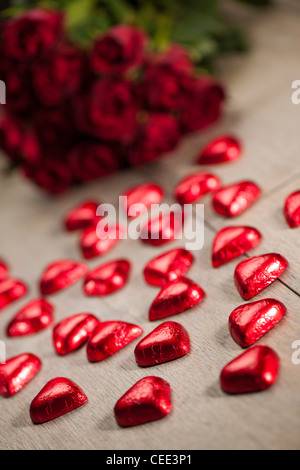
[0,0,270,194]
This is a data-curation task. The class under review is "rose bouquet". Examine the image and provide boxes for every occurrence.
[0,0,268,195]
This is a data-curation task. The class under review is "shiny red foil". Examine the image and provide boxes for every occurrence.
[229,298,286,348]
[149,277,205,321]
[234,253,288,300]
[80,224,124,259]
[121,183,164,218]
[174,172,220,205]
[212,181,261,217]
[144,248,193,287]
[197,135,242,165]
[0,259,8,281]
[0,278,27,311]
[134,321,190,366]
[220,344,280,394]
[87,321,143,362]
[40,260,87,295]
[84,259,131,296]
[7,298,54,337]
[212,226,262,268]
[64,200,100,231]
[114,376,172,427]
[0,353,41,397]
[30,377,88,424]
[53,313,100,355]
[284,190,300,228]
[140,210,184,246]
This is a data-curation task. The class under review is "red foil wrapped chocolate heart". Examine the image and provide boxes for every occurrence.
[144,248,193,287]
[212,181,261,217]
[0,353,41,397]
[134,321,190,366]
[229,298,286,347]
[84,259,131,296]
[30,377,88,424]
[64,200,100,231]
[149,277,205,321]
[234,253,288,300]
[87,321,143,362]
[284,190,300,228]
[53,313,100,355]
[80,224,124,259]
[121,183,164,218]
[40,260,87,295]
[7,298,54,337]
[140,210,184,246]
[220,344,280,394]
[0,278,27,311]
[114,376,172,427]
[0,259,8,281]
[212,226,262,268]
[197,135,242,165]
[174,172,220,205]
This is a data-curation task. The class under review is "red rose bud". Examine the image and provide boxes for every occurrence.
[68,141,120,183]
[24,158,73,195]
[90,25,147,75]
[76,78,139,142]
[180,77,225,133]
[2,9,64,61]
[129,113,180,166]
[0,115,23,161]
[32,41,84,107]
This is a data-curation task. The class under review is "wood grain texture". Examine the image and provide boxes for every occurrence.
[0,2,299,450]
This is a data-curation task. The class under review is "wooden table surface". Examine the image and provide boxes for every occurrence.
[0,1,299,450]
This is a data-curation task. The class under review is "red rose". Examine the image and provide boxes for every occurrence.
[143,45,194,111]
[180,77,225,133]
[76,78,139,142]
[32,41,85,107]
[2,9,63,61]
[0,114,22,161]
[0,58,34,116]
[20,129,41,165]
[129,113,181,166]
[24,157,73,195]
[33,104,77,149]
[90,25,147,75]
[68,141,120,182]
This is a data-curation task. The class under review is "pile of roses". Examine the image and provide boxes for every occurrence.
[0,9,225,195]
